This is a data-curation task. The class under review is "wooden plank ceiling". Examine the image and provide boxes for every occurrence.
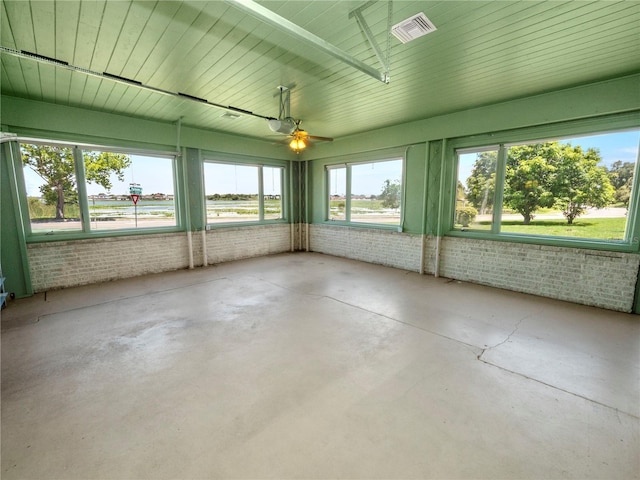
[1,0,639,142]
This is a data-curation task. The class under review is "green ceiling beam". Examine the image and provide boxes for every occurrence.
[225,0,390,84]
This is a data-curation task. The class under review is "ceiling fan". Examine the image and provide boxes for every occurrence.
[267,86,333,154]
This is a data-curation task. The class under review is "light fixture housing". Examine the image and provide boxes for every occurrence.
[267,118,296,135]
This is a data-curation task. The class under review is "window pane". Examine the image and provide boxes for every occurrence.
[84,152,176,230]
[204,163,259,223]
[500,130,639,240]
[263,166,283,220]
[456,150,497,230]
[350,159,402,224]
[21,143,82,233]
[328,167,347,220]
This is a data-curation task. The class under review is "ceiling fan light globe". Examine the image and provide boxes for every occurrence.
[290,138,307,151]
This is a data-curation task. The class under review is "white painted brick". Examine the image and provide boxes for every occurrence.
[309,226,637,312]
[205,224,291,264]
[438,237,639,312]
[309,224,422,272]
[27,225,292,291]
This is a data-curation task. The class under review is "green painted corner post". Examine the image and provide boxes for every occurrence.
[624,138,640,314]
[425,140,443,237]
[1,141,33,298]
[183,147,204,233]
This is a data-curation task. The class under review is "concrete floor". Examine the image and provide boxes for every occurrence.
[2,252,639,479]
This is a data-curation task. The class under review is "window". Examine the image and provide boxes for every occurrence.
[455,147,498,231]
[203,162,284,224]
[84,150,177,230]
[263,166,283,220]
[20,140,178,234]
[328,166,346,221]
[454,129,639,242]
[327,158,403,225]
[21,142,83,233]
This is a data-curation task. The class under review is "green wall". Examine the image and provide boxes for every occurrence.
[304,73,640,160]
[1,72,639,303]
[306,73,640,238]
[0,96,296,298]
[1,95,295,160]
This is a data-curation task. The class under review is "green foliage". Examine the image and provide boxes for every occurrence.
[607,160,635,209]
[379,179,401,209]
[465,151,496,214]
[456,206,478,227]
[551,145,614,224]
[21,144,76,220]
[465,141,616,225]
[456,180,466,206]
[504,144,558,224]
[27,197,80,220]
[207,193,257,201]
[607,160,635,190]
[615,184,631,207]
[21,144,131,220]
[83,151,130,190]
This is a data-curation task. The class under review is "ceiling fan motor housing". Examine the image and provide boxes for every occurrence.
[267,118,296,134]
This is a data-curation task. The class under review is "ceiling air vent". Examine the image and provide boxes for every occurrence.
[391,13,436,44]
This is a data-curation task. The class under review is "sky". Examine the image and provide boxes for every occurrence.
[23,154,175,197]
[330,159,403,196]
[203,163,282,195]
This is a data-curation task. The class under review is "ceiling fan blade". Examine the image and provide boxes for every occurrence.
[307,135,333,142]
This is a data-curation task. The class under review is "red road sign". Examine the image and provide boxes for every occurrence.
[130,194,140,205]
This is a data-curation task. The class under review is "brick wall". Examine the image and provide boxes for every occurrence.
[28,233,191,291]
[205,224,292,264]
[309,224,422,272]
[439,237,639,312]
[27,224,292,292]
[26,224,638,311]
[309,225,638,312]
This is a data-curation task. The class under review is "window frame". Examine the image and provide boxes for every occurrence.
[324,156,406,229]
[446,113,640,252]
[13,137,182,242]
[201,155,288,228]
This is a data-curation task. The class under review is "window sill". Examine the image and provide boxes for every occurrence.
[446,229,638,253]
[26,226,184,243]
[322,220,402,232]
[205,219,288,229]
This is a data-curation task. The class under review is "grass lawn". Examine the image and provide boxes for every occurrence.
[472,217,628,240]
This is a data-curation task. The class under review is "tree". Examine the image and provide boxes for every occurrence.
[466,151,496,214]
[379,179,401,209]
[551,144,615,224]
[607,160,635,209]
[22,144,131,220]
[456,180,466,207]
[615,183,631,208]
[607,160,635,190]
[463,141,617,225]
[504,144,558,224]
